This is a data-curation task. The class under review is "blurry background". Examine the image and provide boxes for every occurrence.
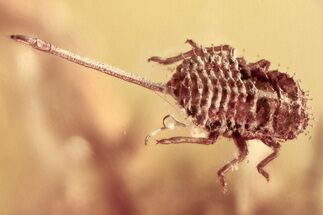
[0,0,322,214]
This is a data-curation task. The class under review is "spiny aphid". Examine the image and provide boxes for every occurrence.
[10,35,309,192]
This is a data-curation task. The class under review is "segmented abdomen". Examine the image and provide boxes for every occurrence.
[166,48,308,140]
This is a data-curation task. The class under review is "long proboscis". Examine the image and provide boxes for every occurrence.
[10,34,166,93]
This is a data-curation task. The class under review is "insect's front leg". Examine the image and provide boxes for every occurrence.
[147,50,195,65]
[156,134,217,145]
[257,138,281,182]
[148,39,200,65]
[185,39,199,49]
[146,114,218,145]
[208,44,235,57]
[145,114,187,145]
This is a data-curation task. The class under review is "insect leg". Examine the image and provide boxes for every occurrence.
[256,138,281,182]
[217,134,248,191]
[147,50,195,65]
[148,39,202,65]
[185,39,199,49]
[145,114,186,145]
[156,135,216,145]
[248,59,271,71]
[207,45,235,57]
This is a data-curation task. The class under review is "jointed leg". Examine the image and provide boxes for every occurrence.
[257,138,281,182]
[156,135,216,145]
[185,39,199,49]
[156,129,218,145]
[145,114,186,145]
[217,134,248,191]
[148,50,195,65]
[208,44,235,57]
[147,39,199,65]
[248,59,271,71]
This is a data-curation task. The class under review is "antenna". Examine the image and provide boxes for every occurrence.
[10,35,166,93]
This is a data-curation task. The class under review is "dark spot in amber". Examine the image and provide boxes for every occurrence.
[246,94,254,104]
[226,120,232,128]
[187,106,197,117]
[235,124,241,129]
[206,120,221,130]
[240,68,250,80]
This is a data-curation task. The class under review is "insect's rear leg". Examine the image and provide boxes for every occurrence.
[257,138,281,182]
[217,133,248,192]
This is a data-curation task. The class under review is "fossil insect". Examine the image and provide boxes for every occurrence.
[10,35,309,191]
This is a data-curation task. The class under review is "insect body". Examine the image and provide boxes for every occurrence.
[11,35,309,191]
[148,40,309,190]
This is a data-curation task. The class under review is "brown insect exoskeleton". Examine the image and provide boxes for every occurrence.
[10,35,309,192]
